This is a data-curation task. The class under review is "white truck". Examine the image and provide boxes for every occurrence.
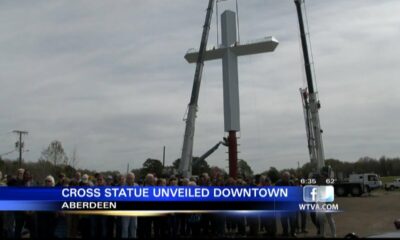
[385,178,400,191]
[334,173,382,197]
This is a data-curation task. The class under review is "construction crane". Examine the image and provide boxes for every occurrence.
[294,0,325,174]
[198,138,228,162]
[179,0,215,178]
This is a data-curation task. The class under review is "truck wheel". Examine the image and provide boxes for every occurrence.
[390,186,395,191]
[336,186,346,197]
[351,186,362,197]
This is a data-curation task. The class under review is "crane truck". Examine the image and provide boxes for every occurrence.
[179,0,215,178]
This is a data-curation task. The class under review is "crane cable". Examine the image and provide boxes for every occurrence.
[302,0,320,98]
[235,0,241,43]
[215,0,241,45]
[234,0,242,141]
[216,0,220,46]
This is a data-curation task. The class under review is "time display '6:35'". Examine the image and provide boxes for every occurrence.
[300,178,316,185]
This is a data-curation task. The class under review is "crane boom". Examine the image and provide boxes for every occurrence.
[294,0,325,173]
[198,141,224,162]
[179,0,215,177]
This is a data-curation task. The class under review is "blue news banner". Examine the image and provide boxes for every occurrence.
[0,186,308,211]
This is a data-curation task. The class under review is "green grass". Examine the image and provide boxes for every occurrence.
[380,176,400,184]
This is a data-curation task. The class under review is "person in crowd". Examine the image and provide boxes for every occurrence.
[91,174,107,238]
[189,176,197,183]
[121,172,138,238]
[106,175,114,186]
[4,175,17,238]
[198,173,212,236]
[14,169,38,238]
[55,173,66,187]
[259,175,277,237]
[79,174,92,186]
[137,173,155,238]
[167,177,179,238]
[78,174,93,238]
[275,171,297,237]
[235,178,247,236]
[144,173,155,186]
[187,181,201,236]
[37,175,57,238]
[246,175,260,237]
[168,177,178,186]
[295,177,308,234]
[54,177,70,238]
[211,177,225,237]
[0,166,335,238]
[317,167,337,238]
[225,177,237,236]
[103,175,116,238]
[114,174,125,238]
[180,177,189,187]
[23,170,34,187]
[67,173,80,238]
[154,178,168,238]
[117,174,126,186]
[15,168,25,186]
[70,171,81,186]
[0,171,4,239]
[0,171,5,186]
[178,178,190,237]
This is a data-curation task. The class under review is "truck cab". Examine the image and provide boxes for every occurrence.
[348,173,382,191]
[335,173,382,197]
[385,178,400,190]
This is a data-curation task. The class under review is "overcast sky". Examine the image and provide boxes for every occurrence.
[0,0,399,173]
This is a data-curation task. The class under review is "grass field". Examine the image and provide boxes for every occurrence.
[380,176,400,184]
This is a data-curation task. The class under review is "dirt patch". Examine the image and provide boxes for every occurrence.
[333,190,400,237]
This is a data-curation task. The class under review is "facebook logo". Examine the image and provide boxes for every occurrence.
[303,186,334,202]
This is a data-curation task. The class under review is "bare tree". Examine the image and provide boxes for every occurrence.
[70,146,79,168]
[40,140,68,166]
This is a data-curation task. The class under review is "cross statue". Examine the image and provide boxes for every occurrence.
[184,10,278,178]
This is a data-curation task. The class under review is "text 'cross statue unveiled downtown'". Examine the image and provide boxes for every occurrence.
[184,10,278,178]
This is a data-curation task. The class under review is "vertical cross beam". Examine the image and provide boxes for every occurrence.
[221,11,240,178]
[228,131,238,178]
[184,10,278,179]
[221,11,240,132]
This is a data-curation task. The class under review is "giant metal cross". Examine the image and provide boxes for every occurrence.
[184,10,278,178]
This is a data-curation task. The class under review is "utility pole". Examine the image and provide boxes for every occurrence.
[162,146,166,167]
[13,130,28,168]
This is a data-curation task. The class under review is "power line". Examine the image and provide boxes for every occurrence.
[0,149,16,157]
[0,131,12,137]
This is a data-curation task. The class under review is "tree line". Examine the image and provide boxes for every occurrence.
[0,140,399,184]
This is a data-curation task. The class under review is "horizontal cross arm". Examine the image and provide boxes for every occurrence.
[184,36,278,63]
[231,36,279,56]
[184,46,225,63]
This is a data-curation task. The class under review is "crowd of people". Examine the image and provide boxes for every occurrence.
[0,168,336,238]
